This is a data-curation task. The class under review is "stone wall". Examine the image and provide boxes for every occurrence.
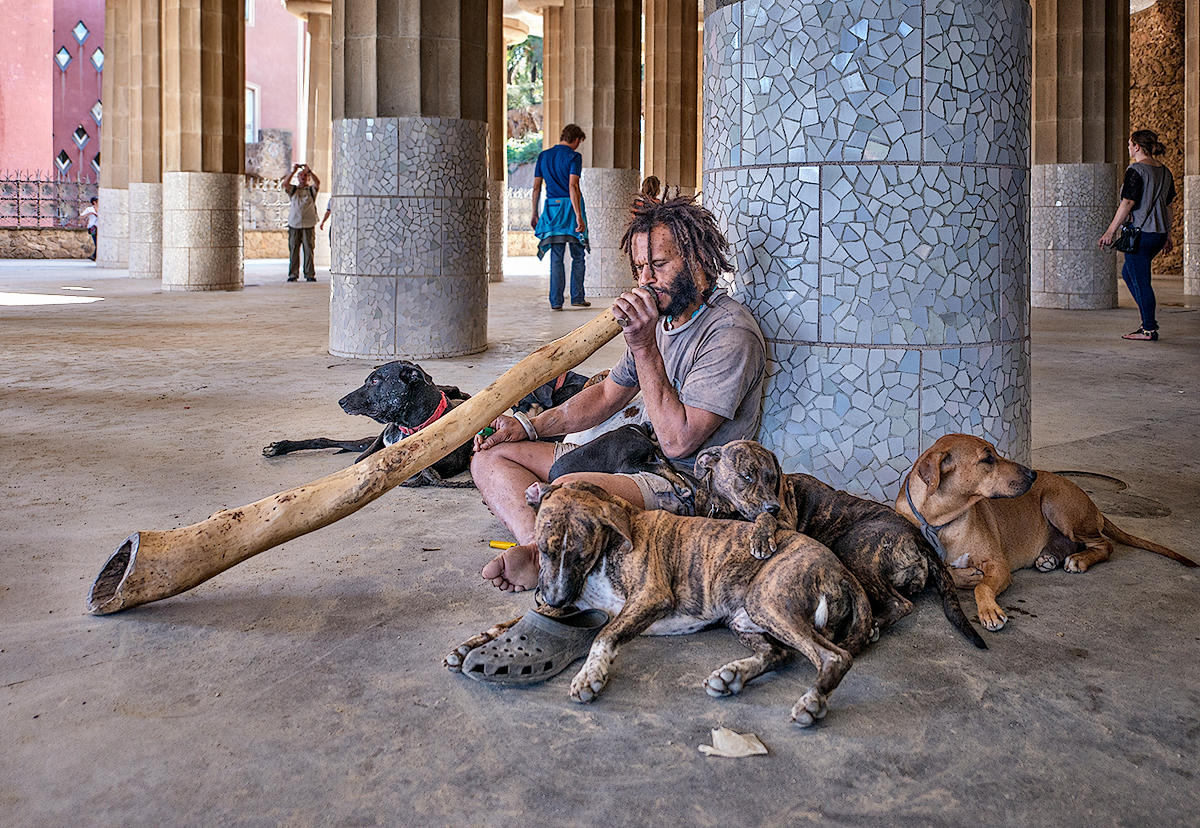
[245,129,294,181]
[0,228,93,259]
[1131,0,1184,273]
[245,229,289,258]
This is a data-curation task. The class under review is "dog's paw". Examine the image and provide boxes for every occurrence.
[704,664,749,697]
[1063,554,1091,573]
[262,442,284,457]
[977,603,1008,631]
[570,658,610,703]
[790,688,828,727]
[1035,553,1060,572]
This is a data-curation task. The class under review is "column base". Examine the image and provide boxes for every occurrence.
[1185,174,1200,296]
[161,172,243,291]
[128,183,163,279]
[1031,164,1118,309]
[488,179,506,283]
[580,168,642,297]
[95,187,129,268]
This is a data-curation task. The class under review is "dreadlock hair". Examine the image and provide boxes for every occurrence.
[619,195,734,299]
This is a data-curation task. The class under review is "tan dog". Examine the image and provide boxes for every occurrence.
[694,440,986,648]
[450,481,876,726]
[895,433,1197,631]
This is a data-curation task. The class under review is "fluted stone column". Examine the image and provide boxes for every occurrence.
[487,0,507,283]
[306,11,334,267]
[128,0,162,280]
[1030,0,1127,309]
[97,0,131,268]
[1186,5,1199,295]
[550,0,642,297]
[542,5,563,151]
[645,0,698,193]
[161,0,245,291]
[330,0,489,359]
[705,0,1031,501]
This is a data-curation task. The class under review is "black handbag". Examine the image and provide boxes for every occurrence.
[1111,223,1141,254]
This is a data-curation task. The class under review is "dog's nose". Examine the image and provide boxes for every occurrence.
[763,501,781,516]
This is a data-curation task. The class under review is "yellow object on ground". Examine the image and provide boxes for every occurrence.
[488,540,517,549]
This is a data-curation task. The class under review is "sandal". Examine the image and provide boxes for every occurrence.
[460,606,609,686]
[1122,328,1159,341]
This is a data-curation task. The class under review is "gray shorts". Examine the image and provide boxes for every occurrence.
[550,442,691,514]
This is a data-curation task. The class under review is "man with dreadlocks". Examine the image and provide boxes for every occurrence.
[472,195,766,593]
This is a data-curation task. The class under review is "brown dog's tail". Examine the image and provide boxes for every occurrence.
[920,540,988,649]
[1103,517,1197,567]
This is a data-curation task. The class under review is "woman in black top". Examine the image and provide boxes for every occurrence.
[1099,130,1176,341]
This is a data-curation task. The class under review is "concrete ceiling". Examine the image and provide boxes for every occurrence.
[1130,0,1156,12]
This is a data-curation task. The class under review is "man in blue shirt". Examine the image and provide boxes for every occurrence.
[531,124,590,309]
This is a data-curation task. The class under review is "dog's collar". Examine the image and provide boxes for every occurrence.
[396,391,449,437]
[904,476,956,561]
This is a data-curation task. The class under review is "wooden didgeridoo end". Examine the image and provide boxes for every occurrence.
[87,310,624,615]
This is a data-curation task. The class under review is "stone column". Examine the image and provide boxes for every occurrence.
[330,0,489,359]
[1184,3,1199,295]
[306,11,334,267]
[644,0,698,194]
[161,0,245,291]
[97,0,131,268]
[1030,0,1127,309]
[128,0,162,280]
[487,0,507,282]
[542,5,563,151]
[556,0,642,297]
[705,0,1031,502]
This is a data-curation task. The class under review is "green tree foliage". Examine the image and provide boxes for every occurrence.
[507,35,543,171]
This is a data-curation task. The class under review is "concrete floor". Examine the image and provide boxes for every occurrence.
[2,258,1198,825]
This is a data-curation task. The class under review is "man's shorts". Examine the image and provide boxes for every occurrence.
[551,442,692,514]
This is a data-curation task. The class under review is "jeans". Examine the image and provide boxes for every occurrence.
[288,226,316,278]
[548,241,586,307]
[1121,231,1167,331]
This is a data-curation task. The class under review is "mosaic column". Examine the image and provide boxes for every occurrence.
[305,10,334,268]
[554,0,642,297]
[1030,0,1127,309]
[1186,5,1199,296]
[128,0,162,280]
[160,0,245,291]
[644,0,699,194]
[96,0,130,268]
[330,0,489,358]
[487,0,507,283]
[705,0,1031,502]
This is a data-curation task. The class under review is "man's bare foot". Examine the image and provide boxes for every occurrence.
[481,543,540,592]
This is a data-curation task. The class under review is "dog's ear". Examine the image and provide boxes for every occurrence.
[525,481,559,510]
[694,447,721,482]
[916,450,949,492]
[590,496,634,557]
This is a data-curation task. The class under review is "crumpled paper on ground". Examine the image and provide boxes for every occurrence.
[697,727,768,758]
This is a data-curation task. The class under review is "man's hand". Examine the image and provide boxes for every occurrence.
[575,219,586,234]
[611,287,660,349]
[530,211,539,231]
[473,414,528,452]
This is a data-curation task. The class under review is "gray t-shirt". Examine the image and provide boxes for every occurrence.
[608,291,766,470]
[286,184,319,228]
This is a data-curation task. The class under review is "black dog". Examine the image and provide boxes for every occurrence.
[547,423,698,508]
[262,361,474,488]
[513,371,592,418]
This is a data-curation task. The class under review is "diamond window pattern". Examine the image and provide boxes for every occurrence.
[55,151,72,173]
[90,48,104,71]
[90,101,102,125]
[91,153,101,173]
[55,47,72,71]
[73,126,90,149]
[72,20,89,44]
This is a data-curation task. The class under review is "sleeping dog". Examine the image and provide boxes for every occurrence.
[261,360,474,487]
[451,481,877,727]
[693,440,986,648]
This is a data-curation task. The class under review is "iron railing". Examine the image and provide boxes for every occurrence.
[0,170,98,229]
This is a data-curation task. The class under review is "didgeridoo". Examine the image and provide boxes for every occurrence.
[86,310,624,615]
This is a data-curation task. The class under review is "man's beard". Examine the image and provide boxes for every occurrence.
[662,273,700,318]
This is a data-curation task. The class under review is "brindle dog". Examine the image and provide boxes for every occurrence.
[694,441,986,649]
[448,481,877,726]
